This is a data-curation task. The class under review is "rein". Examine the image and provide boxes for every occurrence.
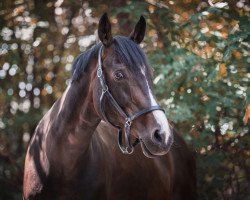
[97,45,165,154]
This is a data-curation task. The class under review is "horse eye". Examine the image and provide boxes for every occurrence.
[114,71,124,80]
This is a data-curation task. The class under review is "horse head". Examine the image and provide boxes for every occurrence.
[92,13,173,158]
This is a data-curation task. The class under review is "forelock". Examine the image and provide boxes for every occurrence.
[113,36,149,74]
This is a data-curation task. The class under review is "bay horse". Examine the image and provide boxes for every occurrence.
[23,13,196,200]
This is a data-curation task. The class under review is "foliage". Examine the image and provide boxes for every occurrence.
[0,0,249,199]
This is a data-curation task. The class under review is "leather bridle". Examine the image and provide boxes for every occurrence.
[97,45,165,154]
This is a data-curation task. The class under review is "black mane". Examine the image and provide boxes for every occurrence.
[71,36,148,81]
[71,43,101,81]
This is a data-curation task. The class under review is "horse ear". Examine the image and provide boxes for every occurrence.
[98,13,113,47]
[129,16,146,44]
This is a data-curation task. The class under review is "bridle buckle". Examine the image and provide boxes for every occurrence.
[97,68,102,78]
[102,85,108,93]
[125,118,132,127]
[124,146,134,154]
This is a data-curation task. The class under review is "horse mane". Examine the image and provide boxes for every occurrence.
[71,36,149,81]
[71,43,101,81]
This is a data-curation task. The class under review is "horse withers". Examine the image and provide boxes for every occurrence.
[23,13,196,200]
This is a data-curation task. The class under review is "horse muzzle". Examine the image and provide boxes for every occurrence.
[139,130,174,158]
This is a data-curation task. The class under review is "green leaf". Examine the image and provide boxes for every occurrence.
[223,47,232,61]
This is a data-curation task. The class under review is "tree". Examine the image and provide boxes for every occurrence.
[0,0,249,199]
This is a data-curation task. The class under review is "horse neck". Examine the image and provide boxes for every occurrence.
[45,56,101,168]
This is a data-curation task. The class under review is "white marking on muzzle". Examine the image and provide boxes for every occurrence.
[141,68,172,143]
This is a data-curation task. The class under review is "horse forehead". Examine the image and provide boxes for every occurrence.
[138,64,153,82]
[138,66,155,99]
[103,56,114,66]
[103,47,150,78]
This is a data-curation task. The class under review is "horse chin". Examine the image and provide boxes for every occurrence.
[140,139,169,158]
[140,140,157,158]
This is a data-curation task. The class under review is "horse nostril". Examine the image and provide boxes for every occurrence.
[154,130,162,143]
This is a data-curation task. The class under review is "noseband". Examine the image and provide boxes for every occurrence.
[97,45,165,154]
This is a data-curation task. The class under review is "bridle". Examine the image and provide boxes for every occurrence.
[97,45,165,154]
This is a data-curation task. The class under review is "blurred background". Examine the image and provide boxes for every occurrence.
[0,0,249,199]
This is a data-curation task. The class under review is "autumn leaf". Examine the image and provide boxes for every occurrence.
[216,63,227,80]
[219,63,227,77]
[233,51,242,60]
[149,5,155,13]
[243,104,250,125]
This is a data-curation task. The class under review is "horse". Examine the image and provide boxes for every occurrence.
[23,13,196,200]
